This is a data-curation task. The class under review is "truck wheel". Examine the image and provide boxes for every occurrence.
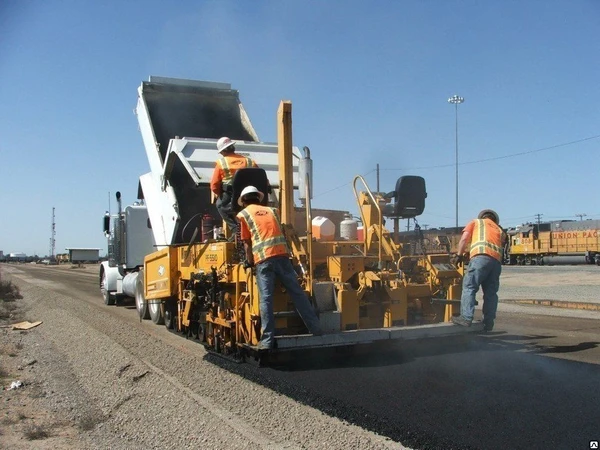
[101,272,115,306]
[164,299,176,330]
[135,270,150,320]
[149,299,164,325]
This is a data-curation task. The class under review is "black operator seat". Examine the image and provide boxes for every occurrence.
[382,176,427,219]
[231,167,271,213]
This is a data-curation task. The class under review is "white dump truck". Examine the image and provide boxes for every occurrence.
[100,76,306,322]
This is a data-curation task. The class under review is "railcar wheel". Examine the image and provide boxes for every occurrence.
[101,271,115,306]
[135,270,150,320]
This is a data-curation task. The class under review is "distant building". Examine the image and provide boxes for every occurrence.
[8,252,27,262]
[65,248,100,263]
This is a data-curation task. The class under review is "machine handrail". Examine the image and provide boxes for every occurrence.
[304,171,314,295]
[352,175,383,269]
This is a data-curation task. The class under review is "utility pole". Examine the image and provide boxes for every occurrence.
[576,213,587,221]
[423,224,429,230]
[376,163,380,193]
[49,207,56,259]
[448,94,465,228]
[534,213,543,225]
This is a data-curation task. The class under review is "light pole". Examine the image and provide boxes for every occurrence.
[448,94,464,228]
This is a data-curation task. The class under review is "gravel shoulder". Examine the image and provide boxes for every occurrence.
[0,264,405,450]
[499,265,600,303]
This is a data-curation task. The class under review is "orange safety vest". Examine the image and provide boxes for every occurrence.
[468,218,504,262]
[217,154,256,185]
[237,205,290,264]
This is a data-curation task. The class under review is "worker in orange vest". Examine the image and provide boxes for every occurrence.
[452,209,506,332]
[210,137,258,239]
[236,186,322,350]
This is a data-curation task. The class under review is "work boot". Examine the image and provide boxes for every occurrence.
[483,319,495,332]
[257,339,275,351]
[451,315,472,327]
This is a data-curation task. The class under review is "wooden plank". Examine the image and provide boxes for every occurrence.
[12,321,43,330]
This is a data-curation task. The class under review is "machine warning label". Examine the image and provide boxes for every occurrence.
[590,441,599,449]
[205,254,218,262]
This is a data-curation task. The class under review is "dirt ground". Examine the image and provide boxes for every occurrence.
[0,268,84,449]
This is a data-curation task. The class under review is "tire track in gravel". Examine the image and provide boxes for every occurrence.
[31,299,295,449]
[15,285,275,448]
[12,279,300,449]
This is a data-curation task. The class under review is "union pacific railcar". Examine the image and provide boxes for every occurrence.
[505,220,600,265]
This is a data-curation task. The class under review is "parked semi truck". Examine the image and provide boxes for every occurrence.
[101,76,480,361]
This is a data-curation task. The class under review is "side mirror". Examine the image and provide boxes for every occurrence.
[103,213,110,235]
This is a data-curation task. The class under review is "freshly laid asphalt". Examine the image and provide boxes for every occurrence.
[212,321,600,450]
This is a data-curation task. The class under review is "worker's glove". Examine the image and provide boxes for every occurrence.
[450,253,463,266]
[243,260,254,270]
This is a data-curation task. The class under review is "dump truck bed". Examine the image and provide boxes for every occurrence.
[134,77,301,247]
[138,77,260,165]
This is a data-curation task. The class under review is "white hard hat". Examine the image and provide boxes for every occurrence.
[217,136,235,153]
[238,186,264,206]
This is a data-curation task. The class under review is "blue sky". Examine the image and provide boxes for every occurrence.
[1,0,599,256]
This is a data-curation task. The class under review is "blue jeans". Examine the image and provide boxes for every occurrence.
[255,255,322,347]
[460,255,502,322]
[216,192,237,234]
